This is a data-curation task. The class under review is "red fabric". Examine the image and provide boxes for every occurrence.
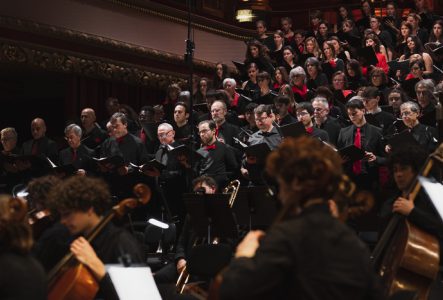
[329,59,337,69]
[298,44,304,54]
[291,84,308,100]
[72,149,77,162]
[215,127,219,138]
[306,127,314,134]
[375,52,389,74]
[116,136,124,144]
[405,73,415,80]
[205,144,216,150]
[232,93,240,107]
[353,127,362,175]
[31,141,38,156]
[139,129,146,143]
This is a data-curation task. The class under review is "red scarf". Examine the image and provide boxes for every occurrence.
[306,127,314,134]
[329,59,337,69]
[205,144,216,150]
[232,93,240,107]
[291,84,308,100]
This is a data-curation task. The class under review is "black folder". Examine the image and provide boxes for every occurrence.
[244,142,271,164]
[401,78,420,99]
[0,154,50,172]
[337,145,366,162]
[169,144,204,161]
[193,103,209,113]
[279,121,306,138]
[357,46,379,67]
[93,155,125,169]
[130,159,166,172]
[387,130,420,151]
[387,60,410,74]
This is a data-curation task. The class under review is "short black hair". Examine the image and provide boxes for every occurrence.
[346,97,365,110]
[388,145,427,173]
[174,101,189,114]
[245,102,259,113]
[274,95,291,105]
[297,102,314,115]
[192,175,218,192]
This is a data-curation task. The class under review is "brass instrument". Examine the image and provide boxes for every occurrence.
[176,180,241,294]
[223,180,240,208]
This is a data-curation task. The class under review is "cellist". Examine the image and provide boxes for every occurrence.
[45,176,144,300]
[380,145,443,297]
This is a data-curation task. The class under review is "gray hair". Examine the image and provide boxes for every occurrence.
[111,112,128,125]
[158,123,173,131]
[311,96,329,109]
[415,79,437,104]
[289,66,306,78]
[400,101,420,113]
[222,78,236,88]
[64,124,82,136]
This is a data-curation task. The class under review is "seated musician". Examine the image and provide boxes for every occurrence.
[0,194,46,300]
[46,176,144,300]
[381,145,443,252]
[218,136,381,299]
[154,175,217,284]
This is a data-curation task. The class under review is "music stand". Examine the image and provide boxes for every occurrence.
[182,193,238,240]
[231,186,279,230]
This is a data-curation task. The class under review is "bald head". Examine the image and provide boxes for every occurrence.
[31,118,46,140]
[81,108,97,129]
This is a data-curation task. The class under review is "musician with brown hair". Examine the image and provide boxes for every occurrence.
[46,176,143,300]
[218,136,380,300]
[0,195,46,299]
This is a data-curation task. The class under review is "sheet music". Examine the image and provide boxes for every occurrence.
[107,265,162,300]
[418,176,443,222]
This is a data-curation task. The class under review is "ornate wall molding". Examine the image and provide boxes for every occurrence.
[101,0,255,41]
[0,38,187,89]
[0,15,220,75]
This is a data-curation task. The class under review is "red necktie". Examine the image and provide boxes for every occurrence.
[215,127,219,138]
[72,149,77,162]
[139,129,146,143]
[116,136,124,144]
[353,127,362,175]
[205,144,216,150]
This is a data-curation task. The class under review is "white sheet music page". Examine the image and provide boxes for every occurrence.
[107,265,162,300]
[418,176,443,222]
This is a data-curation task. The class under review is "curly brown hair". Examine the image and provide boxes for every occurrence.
[48,176,111,215]
[27,175,62,209]
[0,195,33,254]
[266,136,343,219]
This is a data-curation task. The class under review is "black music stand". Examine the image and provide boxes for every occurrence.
[182,193,238,240]
[231,186,279,231]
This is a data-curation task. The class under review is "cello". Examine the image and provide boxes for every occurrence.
[47,183,151,300]
[371,143,443,299]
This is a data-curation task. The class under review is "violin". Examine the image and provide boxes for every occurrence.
[47,183,151,300]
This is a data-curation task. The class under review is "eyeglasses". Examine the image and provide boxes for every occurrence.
[255,116,270,122]
[401,111,416,117]
[296,111,309,117]
[157,131,172,138]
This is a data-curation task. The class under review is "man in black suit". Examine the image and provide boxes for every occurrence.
[274,95,297,126]
[59,124,94,176]
[296,102,329,142]
[312,97,342,146]
[196,120,239,189]
[99,112,148,200]
[361,87,395,134]
[22,118,58,162]
[337,97,385,191]
[80,108,108,151]
[211,100,241,147]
